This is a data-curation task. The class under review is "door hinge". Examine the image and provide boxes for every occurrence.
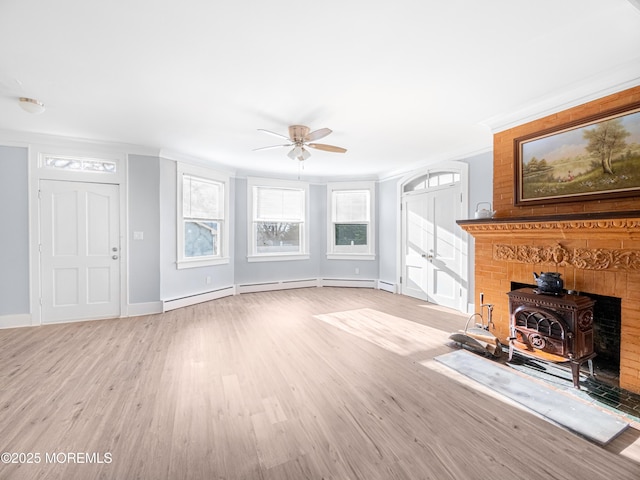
[399,276,402,284]
[38,189,42,200]
[39,244,42,253]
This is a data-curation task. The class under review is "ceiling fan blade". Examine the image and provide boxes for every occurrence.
[308,143,347,153]
[253,144,293,151]
[305,128,332,142]
[257,128,291,141]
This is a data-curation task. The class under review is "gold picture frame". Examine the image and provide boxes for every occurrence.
[514,101,640,206]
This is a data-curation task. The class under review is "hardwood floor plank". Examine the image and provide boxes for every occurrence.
[0,287,638,479]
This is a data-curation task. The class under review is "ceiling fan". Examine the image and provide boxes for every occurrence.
[254,125,347,161]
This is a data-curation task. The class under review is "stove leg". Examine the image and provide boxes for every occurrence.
[569,360,581,389]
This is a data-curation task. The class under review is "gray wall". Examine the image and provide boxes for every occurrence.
[378,177,398,284]
[159,158,235,299]
[0,146,30,315]
[376,152,494,302]
[233,178,323,284]
[319,182,379,280]
[234,178,381,284]
[0,139,492,319]
[128,154,161,304]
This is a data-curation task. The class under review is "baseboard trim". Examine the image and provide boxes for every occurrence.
[236,278,319,294]
[127,301,163,317]
[162,286,236,312]
[0,313,33,329]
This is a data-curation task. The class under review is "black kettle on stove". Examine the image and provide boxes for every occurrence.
[533,271,564,294]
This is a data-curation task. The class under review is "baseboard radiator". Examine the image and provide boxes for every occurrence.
[320,278,377,288]
[164,278,396,310]
[162,286,236,312]
[377,280,397,293]
[236,278,319,294]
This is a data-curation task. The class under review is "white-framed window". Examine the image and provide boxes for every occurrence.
[247,177,309,262]
[327,181,375,260]
[177,163,229,269]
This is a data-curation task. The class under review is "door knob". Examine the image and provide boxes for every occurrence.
[112,255,119,260]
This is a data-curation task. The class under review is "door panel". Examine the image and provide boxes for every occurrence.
[429,188,458,306]
[40,180,120,323]
[402,182,462,309]
[403,196,429,300]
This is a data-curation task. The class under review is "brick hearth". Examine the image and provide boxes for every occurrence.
[458,85,640,394]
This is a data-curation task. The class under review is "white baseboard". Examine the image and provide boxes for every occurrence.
[0,313,33,329]
[162,286,236,312]
[127,301,163,317]
[236,278,319,294]
[377,280,397,293]
[320,278,377,288]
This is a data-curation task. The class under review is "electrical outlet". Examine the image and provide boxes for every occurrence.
[355,267,360,275]
[206,276,212,285]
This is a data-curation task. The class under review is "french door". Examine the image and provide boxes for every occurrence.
[39,180,121,323]
[401,181,463,310]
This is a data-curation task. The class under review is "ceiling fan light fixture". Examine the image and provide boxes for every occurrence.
[287,148,299,160]
[258,124,345,166]
[18,97,46,114]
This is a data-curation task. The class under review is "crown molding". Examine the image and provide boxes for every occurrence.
[0,129,159,156]
[479,59,640,133]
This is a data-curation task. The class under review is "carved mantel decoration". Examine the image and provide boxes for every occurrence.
[459,217,640,235]
[493,243,640,271]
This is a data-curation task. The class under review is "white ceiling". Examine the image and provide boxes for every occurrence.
[1,0,639,179]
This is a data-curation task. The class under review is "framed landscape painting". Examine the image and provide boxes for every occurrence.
[514,102,640,205]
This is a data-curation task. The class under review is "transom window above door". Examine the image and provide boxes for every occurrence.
[41,154,117,173]
[403,171,460,193]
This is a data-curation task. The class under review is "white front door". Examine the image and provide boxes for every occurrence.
[402,182,463,310]
[39,180,121,323]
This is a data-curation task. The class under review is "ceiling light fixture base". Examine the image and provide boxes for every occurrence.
[18,97,46,114]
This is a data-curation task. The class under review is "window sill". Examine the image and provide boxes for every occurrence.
[247,254,310,263]
[177,257,230,269]
[326,253,376,261]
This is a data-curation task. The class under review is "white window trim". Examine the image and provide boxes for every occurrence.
[176,163,230,269]
[247,177,310,262]
[327,181,376,261]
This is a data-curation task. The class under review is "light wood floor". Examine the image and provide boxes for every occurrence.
[1,287,639,479]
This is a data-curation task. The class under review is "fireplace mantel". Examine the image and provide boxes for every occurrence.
[457,211,640,240]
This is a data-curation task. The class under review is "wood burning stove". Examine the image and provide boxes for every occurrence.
[508,288,596,388]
